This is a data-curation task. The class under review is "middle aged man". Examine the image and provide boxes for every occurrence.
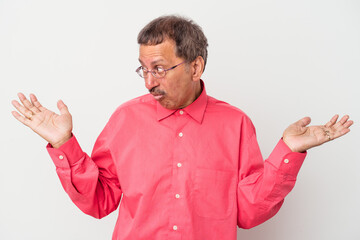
[12,15,353,240]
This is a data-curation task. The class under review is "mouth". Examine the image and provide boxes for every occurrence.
[152,94,164,100]
[150,87,165,101]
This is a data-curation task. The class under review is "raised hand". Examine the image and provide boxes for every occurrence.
[12,93,73,148]
[283,115,353,153]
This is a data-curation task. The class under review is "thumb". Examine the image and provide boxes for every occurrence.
[57,100,70,115]
[295,116,311,128]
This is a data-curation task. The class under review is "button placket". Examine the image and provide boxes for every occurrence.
[172,114,186,235]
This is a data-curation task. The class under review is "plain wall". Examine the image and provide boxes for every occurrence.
[1,0,359,239]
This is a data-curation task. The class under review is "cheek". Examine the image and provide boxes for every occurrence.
[163,74,192,101]
[168,83,186,100]
[162,81,176,96]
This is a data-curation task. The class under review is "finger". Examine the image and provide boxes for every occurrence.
[328,120,353,139]
[343,120,354,129]
[331,127,351,140]
[340,128,351,136]
[29,93,47,111]
[57,100,70,115]
[296,116,311,128]
[338,115,350,125]
[12,100,34,119]
[325,114,339,128]
[17,92,40,114]
[332,115,350,129]
[11,111,32,126]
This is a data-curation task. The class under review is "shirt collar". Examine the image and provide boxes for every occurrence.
[156,80,207,123]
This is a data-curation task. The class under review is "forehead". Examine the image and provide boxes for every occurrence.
[139,40,178,65]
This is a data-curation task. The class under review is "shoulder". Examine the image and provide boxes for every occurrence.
[206,95,251,121]
[114,94,155,111]
[117,94,155,109]
[206,95,256,134]
[108,94,156,120]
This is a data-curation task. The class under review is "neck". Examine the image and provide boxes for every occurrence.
[181,81,202,109]
[194,80,202,99]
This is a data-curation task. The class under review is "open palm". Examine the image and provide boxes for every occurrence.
[12,93,73,148]
[283,115,353,153]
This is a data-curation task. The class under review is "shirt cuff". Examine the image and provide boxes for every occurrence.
[266,139,307,178]
[46,135,85,168]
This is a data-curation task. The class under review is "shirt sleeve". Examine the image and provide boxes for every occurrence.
[237,116,306,229]
[46,116,122,219]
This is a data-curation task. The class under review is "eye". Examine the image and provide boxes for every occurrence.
[142,66,149,72]
[156,66,165,73]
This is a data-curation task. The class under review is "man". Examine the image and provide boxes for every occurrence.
[12,15,353,240]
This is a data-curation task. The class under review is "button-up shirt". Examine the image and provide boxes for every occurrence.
[47,82,306,240]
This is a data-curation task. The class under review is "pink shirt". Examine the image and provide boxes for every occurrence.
[47,83,306,240]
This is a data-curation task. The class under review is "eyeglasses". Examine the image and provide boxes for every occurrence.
[136,61,186,79]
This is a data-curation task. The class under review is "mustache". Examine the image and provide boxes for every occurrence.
[149,87,165,95]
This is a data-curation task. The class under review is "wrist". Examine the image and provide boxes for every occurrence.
[282,136,306,153]
[51,133,72,149]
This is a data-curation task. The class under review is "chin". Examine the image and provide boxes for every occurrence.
[159,99,178,110]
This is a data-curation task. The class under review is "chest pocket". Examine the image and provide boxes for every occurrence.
[193,168,236,220]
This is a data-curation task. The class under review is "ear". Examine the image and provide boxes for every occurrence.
[191,56,205,82]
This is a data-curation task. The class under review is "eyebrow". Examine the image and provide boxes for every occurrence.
[138,59,167,66]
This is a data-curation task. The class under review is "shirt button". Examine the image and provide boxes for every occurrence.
[175,194,180,199]
[178,132,183,137]
[179,110,184,115]
[284,159,289,164]
[59,155,64,160]
[177,163,182,167]
[173,225,178,231]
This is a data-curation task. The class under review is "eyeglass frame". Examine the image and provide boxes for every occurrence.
[135,61,186,79]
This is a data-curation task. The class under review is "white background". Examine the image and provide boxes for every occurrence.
[1,0,359,239]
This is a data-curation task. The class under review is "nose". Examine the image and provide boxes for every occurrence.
[144,73,159,91]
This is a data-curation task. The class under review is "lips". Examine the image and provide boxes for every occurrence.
[152,94,164,100]
[150,87,165,101]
